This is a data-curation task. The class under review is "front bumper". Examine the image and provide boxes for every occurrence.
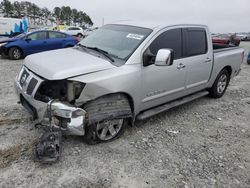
[14,66,87,136]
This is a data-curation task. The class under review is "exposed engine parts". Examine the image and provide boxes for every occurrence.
[34,130,62,164]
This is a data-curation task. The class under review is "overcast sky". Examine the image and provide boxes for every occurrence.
[10,0,250,32]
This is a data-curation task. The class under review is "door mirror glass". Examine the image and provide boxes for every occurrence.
[155,49,174,66]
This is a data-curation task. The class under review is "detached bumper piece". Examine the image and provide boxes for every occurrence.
[34,130,62,164]
[48,100,87,136]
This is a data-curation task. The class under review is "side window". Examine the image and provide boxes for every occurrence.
[27,32,47,40]
[148,28,182,60]
[49,32,66,39]
[185,28,207,56]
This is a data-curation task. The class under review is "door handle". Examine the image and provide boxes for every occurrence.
[205,58,212,63]
[177,63,186,70]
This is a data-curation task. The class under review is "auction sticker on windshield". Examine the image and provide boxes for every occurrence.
[126,33,144,40]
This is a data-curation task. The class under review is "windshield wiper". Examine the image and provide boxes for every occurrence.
[78,45,114,62]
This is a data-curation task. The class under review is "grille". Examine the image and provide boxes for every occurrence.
[26,78,38,95]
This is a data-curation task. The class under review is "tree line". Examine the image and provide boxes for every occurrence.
[0,0,93,26]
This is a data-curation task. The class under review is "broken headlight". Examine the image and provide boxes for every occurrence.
[35,80,85,103]
[67,81,85,102]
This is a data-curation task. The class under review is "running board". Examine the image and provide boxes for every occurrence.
[137,90,209,121]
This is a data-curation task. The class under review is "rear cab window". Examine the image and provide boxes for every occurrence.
[183,28,208,57]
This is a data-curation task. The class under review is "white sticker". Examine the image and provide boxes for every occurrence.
[126,33,144,40]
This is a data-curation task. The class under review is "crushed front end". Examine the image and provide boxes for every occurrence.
[15,66,87,136]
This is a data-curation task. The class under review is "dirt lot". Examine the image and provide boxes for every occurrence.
[0,43,250,188]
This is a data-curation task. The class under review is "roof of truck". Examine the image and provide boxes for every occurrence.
[109,20,207,30]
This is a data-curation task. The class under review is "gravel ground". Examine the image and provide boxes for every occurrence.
[0,43,250,188]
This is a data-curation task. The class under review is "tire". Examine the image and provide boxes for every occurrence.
[77,33,83,38]
[83,94,132,145]
[84,118,128,145]
[247,59,250,65]
[209,69,230,98]
[8,47,22,60]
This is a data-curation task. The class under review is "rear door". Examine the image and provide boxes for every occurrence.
[183,27,213,93]
[47,31,67,50]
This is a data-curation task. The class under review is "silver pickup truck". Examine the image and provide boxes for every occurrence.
[15,21,244,144]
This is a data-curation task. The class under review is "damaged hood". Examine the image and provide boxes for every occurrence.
[24,48,116,80]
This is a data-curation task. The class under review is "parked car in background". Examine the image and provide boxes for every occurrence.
[0,30,78,60]
[212,33,240,46]
[236,33,250,41]
[61,26,85,37]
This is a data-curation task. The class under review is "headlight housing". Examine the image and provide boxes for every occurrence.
[35,80,85,103]
[0,42,7,47]
[67,81,85,102]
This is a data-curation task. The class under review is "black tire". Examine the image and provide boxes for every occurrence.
[8,47,22,60]
[247,59,250,65]
[209,69,230,98]
[83,94,132,145]
[84,118,128,145]
[77,33,83,38]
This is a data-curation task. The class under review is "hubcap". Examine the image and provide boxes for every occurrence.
[217,74,227,94]
[13,49,21,59]
[96,119,123,141]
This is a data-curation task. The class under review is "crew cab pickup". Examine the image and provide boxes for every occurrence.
[15,22,244,144]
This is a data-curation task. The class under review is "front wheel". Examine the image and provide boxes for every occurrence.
[8,47,22,60]
[76,33,83,38]
[209,69,230,98]
[84,118,128,145]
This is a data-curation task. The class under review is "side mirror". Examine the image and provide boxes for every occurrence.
[155,49,174,66]
[25,38,31,42]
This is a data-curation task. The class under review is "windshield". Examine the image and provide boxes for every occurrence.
[79,24,152,60]
[14,33,26,39]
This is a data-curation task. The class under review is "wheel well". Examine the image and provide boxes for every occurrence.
[223,66,232,77]
[93,92,134,114]
[8,46,23,55]
[83,92,134,125]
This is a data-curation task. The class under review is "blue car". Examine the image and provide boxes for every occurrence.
[248,51,250,64]
[0,30,78,60]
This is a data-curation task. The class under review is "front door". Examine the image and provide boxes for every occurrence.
[141,28,188,110]
[24,31,48,54]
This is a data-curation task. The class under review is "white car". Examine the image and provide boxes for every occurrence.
[61,26,84,37]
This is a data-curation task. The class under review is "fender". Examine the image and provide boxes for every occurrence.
[83,93,132,125]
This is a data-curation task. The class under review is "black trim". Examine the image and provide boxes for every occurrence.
[20,95,38,120]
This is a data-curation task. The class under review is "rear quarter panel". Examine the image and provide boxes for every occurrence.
[208,47,244,88]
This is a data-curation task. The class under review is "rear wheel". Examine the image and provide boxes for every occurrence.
[8,47,22,60]
[209,69,230,98]
[77,33,83,38]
